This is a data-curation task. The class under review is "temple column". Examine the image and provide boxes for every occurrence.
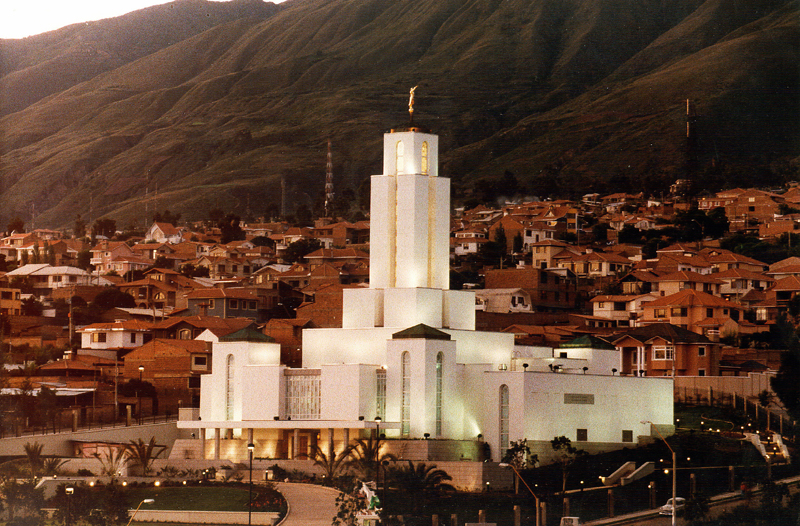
[293,429,300,459]
[328,428,335,460]
[214,428,221,460]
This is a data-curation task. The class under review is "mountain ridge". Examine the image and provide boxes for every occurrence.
[0,0,797,229]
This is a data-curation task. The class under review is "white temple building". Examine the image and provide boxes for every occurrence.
[177,122,674,466]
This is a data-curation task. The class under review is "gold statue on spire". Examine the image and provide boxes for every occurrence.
[408,85,418,117]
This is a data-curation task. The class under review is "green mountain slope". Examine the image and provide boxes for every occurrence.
[0,0,797,229]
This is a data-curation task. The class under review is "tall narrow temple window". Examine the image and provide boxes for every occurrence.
[226,354,235,420]
[435,352,443,436]
[401,351,410,437]
[376,368,386,420]
[396,141,404,174]
[421,141,429,174]
[499,384,509,454]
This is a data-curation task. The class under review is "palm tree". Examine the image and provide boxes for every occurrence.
[93,448,130,478]
[345,436,396,481]
[42,457,66,477]
[389,461,454,514]
[311,444,351,484]
[23,442,44,481]
[125,437,166,476]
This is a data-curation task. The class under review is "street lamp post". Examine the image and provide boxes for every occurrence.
[374,416,382,509]
[65,486,73,526]
[248,442,255,526]
[642,420,676,526]
[126,498,155,526]
[138,365,144,424]
[500,463,541,526]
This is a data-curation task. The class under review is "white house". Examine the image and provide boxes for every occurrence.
[177,121,673,469]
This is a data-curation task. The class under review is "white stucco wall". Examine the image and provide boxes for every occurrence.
[320,364,380,421]
[480,371,673,460]
[242,365,285,421]
[342,288,384,328]
[384,288,443,328]
[385,338,457,439]
[443,290,475,330]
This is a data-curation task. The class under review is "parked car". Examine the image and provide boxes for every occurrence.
[659,497,686,516]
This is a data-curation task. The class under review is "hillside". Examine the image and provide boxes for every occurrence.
[0,0,797,229]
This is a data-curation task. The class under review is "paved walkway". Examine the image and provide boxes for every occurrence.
[275,482,341,526]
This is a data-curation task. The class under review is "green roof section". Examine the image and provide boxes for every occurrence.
[219,327,275,343]
[560,334,616,350]
[392,324,451,340]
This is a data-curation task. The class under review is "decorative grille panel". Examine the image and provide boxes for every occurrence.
[285,374,321,420]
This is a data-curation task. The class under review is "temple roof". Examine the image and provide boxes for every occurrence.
[392,324,451,340]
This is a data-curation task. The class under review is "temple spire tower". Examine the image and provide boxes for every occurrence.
[369,90,448,290]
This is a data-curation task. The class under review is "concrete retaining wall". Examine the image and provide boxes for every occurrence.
[0,422,178,458]
[133,510,279,525]
[674,372,776,400]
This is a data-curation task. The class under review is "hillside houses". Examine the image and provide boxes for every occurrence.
[6,185,800,441]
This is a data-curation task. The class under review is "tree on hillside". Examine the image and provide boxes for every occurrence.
[90,288,135,311]
[92,218,117,239]
[73,214,86,238]
[6,217,24,235]
[218,213,245,244]
[153,210,181,226]
[771,339,800,421]
[284,238,322,264]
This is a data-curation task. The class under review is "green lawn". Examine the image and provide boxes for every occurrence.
[125,485,255,511]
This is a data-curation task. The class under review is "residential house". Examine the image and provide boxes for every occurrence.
[0,287,21,315]
[484,266,578,311]
[123,338,212,411]
[590,293,660,328]
[6,264,94,298]
[530,239,580,270]
[652,271,723,297]
[150,316,256,340]
[698,188,784,232]
[262,318,315,368]
[184,288,263,321]
[474,289,534,313]
[90,241,136,274]
[195,256,254,281]
[553,251,633,279]
[78,320,155,360]
[619,270,664,295]
[304,248,369,271]
[639,289,752,341]
[700,249,768,273]
[146,222,185,244]
[612,323,720,376]
[119,269,207,312]
[714,269,774,302]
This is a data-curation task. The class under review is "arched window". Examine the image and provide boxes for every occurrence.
[421,141,429,175]
[226,354,235,420]
[178,328,192,340]
[401,351,410,437]
[435,352,443,436]
[396,141,404,174]
[499,384,509,454]
[154,292,165,300]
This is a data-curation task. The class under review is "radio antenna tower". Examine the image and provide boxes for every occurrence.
[324,139,334,217]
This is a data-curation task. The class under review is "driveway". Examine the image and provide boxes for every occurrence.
[276,482,341,526]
